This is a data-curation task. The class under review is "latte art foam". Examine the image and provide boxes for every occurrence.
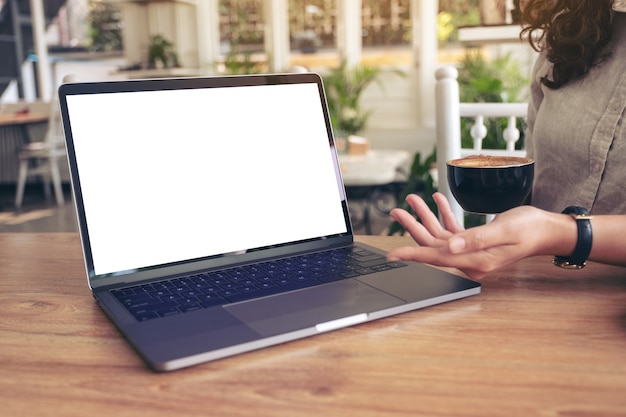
[448,154,533,168]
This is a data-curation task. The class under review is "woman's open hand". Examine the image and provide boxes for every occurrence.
[387,193,562,279]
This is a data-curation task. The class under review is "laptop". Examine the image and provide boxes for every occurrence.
[58,72,480,372]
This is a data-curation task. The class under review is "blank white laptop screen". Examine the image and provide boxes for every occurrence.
[65,82,347,276]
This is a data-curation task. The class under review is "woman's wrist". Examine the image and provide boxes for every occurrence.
[541,211,579,258]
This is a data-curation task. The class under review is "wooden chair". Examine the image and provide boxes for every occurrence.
[434,66,528,226]
[15,75,77,209]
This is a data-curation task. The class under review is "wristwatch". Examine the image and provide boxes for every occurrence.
[552,206,593,269]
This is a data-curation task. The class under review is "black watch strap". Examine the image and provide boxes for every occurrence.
[552,206,593,269]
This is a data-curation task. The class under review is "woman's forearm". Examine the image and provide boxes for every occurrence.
[587,216,626,266]
[546,213,626,267]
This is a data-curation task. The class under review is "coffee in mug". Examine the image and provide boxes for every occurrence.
[446,155,534,214]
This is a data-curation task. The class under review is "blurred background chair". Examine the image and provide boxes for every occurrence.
[435,66,527,226]
[14,74,77,210]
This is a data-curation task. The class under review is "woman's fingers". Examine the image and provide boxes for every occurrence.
[404,194,453,239]
[387,245,446,263]
[432,192,465,234]
[386,245,491,279]
[390,208,442,248]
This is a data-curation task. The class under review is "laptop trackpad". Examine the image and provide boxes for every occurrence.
[225,280,403,336]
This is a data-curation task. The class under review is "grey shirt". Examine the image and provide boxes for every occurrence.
[526,11,626,214]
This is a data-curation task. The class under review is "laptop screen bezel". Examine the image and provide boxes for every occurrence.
[58,73,355,288]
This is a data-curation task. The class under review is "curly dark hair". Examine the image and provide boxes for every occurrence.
[519,0,614,89]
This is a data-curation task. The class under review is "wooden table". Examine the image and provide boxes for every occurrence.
[2,233,626,416]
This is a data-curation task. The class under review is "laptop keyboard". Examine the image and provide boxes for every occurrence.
[111,246,407,321]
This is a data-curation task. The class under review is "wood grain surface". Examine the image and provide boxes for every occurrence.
[1,233,625,417]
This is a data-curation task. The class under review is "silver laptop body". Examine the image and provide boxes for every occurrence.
[58,73,480,371]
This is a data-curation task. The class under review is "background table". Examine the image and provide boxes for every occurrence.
[0,112,49,127]
[338,150,410,233]
[1,233,626,416]
[338,149,410,187]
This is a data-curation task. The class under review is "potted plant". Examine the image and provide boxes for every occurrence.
[148,34,179,69]
[322,61,403,140]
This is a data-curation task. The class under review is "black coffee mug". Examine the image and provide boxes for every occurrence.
[446,155,534,214]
